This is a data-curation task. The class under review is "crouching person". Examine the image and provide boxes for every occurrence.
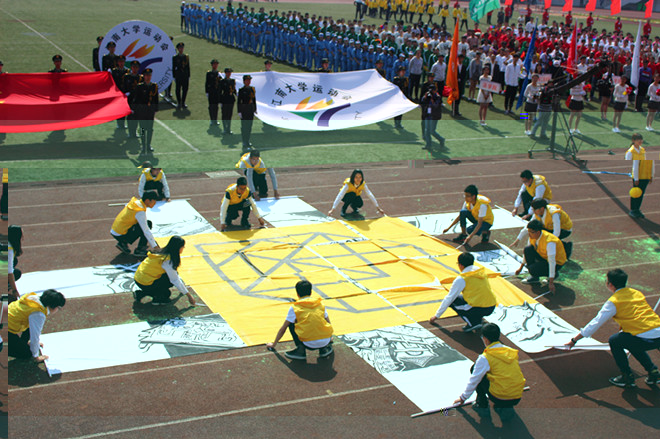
[266,280,334,361]
[454,323,526,421]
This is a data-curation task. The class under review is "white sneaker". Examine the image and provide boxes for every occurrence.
[574,129,581,134]
[525,130,531,135]
[480,121,486,126]
[569,129,575,134]
[646,126,654,131]
[612,127,620,133]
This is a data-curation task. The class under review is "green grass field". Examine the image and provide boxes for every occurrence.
[0,0,657,182]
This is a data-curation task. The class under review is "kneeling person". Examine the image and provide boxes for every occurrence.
[235,150,280,201]
[138,161,171,201]
[111,191,160,257]
[443,184,494,246]
[515,219,566,293]
[454,323,526,421]
[429,253,497,332]
[220,177,265,231]
[266,280,334,360]
[134,235,196,306]
[512,199,573,258]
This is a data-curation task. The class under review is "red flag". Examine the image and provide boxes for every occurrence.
[0,72,130,133]
[545,0,552,9]
[566,26,578,77]
[646,0,655,18]
[563,0,573,11]
[611,0,621,15]
[446,19,460,106]
[586,0,597,11]
[505,0,513,6]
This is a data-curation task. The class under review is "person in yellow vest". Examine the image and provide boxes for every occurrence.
[625,133,654,219]
[454,323,526,421]
[1,168,7,221]
[442,184,494,246]
[430,253,497,332]
[440,4,450,29]
[220,176,265,231]
[235,150,280,201]
[511,199,573,259]
[452,3,460,28]
[514,220,566,293]
[138,161,171,201]
[566,269,660,388]
[266,280,334,361]
[327,169,386,218]
[8,289,66,361]
[133,235,196,306]
[511,169,553,220]
[110,191,160,257]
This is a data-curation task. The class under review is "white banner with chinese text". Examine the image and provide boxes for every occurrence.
[235,70,418,131]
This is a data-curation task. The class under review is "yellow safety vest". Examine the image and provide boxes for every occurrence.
[225,183,250,205]
[627,146,653,180]
[441,8,449,17]
[461,267,497,307]
[134,253,169,286]
[467,195,494,225]
[2,168,7,184]
[141,168,163,182]
[530,230,566,265]
[343,178,365,196]
[8,292,48,335]
[539,204,572,231]
[483,342,526,400]
[525,175,553,200]
[111,197,147,235]
[235,153,267,174]
[608,288,660,335]
[292,296,334,342]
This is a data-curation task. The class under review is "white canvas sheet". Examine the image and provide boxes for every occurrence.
[471,242,526,276]
[42,314,246,375]
[16,264,140,298]
[399,207,528,236]
[484,302,606,354]
[340,323,475,412]
[255,196,332,227]
[148,199,217,237]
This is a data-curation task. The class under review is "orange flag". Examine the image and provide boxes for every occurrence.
[646,0,655,18]
[446,19,460,106]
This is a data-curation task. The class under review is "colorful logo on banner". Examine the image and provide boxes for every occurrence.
[99,20,175,90]
[289,96,351,127]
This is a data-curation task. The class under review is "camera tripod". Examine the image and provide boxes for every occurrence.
[528,100,582,160]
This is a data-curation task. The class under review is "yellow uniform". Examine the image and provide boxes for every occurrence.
[461,267,497,307]
[539,204,573,231]
[8,292,47,335]
[343,178,365,196]
[141,168,163,182]
[608,288,660,335]
[134,253,168,286]
[466,194,494,225]
[293,296,333,342]
[483,342,527,400]
[526,175,553,200]
[530,230,567,265]
[236,153,266,174]
[225,183,251,205]
[111,197,147,235]
[627,145,654,180]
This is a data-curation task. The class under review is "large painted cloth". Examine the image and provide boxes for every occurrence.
[233,70,417,131]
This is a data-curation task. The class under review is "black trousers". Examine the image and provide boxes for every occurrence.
[127,105,139,137]
[246,170,269,198]
[144,180,165,200]
[113,220,152,248]
[136,273,173,303]
[523,245,563,278]
[241,116,254,148]
[208,98,220,122]
[520,191,533,215]
[8,330,32,359]
[504,85,518,110]
[631,179,650,212]
[472,363,521,408]
[138,118,154,151]
[226,201,251,225]
[221,102,234,133]
[175,77,189,106]
[342,192,363,213]
[449,295,495,327]
[1,182,7,215]
[409,73,421,100]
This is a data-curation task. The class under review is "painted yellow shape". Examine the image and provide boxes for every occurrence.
[373,235,459,259]
[310,240,398,269]
[346,217,426,240]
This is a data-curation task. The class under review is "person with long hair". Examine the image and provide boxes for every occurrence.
[646,73,660,131]
[476,65,493,126]
[597,67,613,121]
[568,82,586,134]
[523,74,541,135]
[133,235,196,306]
[327,169,385,218]
[8,224,23,301]
[612,76,631,133]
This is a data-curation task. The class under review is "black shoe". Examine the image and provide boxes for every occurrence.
[609,373,636,388]
[462,322,483,333]
[284,346,307,360]
[645,368,660,385]
[240,221,251,230]
[481,231,491,243]
[133,246,148,258]
[132,290,145,303]
[472,400,491,417]
[564,241,573,260]
[628,210,643,219]
[452,233,467,243]
[116,242,131,255]
[319,344,334,358]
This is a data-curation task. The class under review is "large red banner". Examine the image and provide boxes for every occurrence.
[0,72,130,133]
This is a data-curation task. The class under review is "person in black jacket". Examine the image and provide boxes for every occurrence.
[133,69,159,154]
[101,41,117,71]
[420,84,445,150]
[123,61,143,139]
[392,66,409,130]
[111,56,128,130]
[237,74,257,152]
[172,42,190,110]
[220,67,237,135]
[452,54,468,117]
[206,59,222,127]
[92,36,103,71]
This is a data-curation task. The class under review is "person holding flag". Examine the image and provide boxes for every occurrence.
[516,21,537,114]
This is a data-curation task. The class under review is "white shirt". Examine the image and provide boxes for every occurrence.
[460,342,505,401]
[504,60,522,86]
[21,295,49,358]
[625,146,655,180]
[516,209,568,241]
[570,84,586,101]
[524,83,541,103]
[285,306,331,348]
[434,265,479,319]
[580,290,660,339]
[514,182,549,214]
[648,83,660,102]
[138,172,170,199]
[430,60,446,81]
[162,258,189,294]
[219,194,262,224]
[613,84,628,103]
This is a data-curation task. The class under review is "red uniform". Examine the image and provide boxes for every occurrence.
[542,10,549,25]
[614,19,622,33]
[586,16,594,28]
[565,13,573,27]
[643,22,652,37]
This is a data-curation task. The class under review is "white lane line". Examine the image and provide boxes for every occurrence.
[62,384,394,439]
[0,7,199,152]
